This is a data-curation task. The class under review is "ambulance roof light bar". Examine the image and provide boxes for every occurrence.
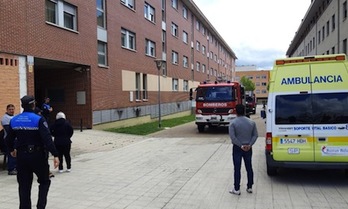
[275,54,346,66]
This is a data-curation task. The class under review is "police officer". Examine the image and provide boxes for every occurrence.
[5,95,59,209]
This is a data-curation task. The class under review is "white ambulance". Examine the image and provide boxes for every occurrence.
[265,54,348,176]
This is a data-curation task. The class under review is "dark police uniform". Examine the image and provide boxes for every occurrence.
[5,96,58,209]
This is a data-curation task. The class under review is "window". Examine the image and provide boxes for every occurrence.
[144,2,155,22]
[97,0,106,28]
[210,51,213,59]
[182,31,188,43]
[135,73,141,100]
[196,62,200,72]
[318,31,321,44]
[332,14,335,31]
[256,82,260,86]
[202,45,206,55]
[145,39,155,56]
[322,26,325,40]
[172,78,178,91]
[275,93,348,124]
[121,0,135,9]
[142,74,148,100]
[202,64,206,73]
[183,56,188,68]
[183,80,189,91]
[196,41,200,51]
[313,37,315,49]
[196,20,200,30]
[326,21,330,36]
[343,39,347,54]
[183,6,188,19]
[343,1,347,19]
[171,22,178,37]
[98,41,107,66]
[171,0,178,9]
[172,51,178,64]
[46,0,77,30]
[196,86,234,102]
[121,28,136,50]
[332,46,335,54]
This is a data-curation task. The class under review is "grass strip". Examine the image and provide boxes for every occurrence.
[104,114,195,135]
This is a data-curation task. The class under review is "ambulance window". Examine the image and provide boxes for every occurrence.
[312,93,348,124]
[275,95,312,124]
[276,93,348,124]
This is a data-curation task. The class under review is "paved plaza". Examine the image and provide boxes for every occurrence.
[1,123,348,209]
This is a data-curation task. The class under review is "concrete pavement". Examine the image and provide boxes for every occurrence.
[1,127,348,209]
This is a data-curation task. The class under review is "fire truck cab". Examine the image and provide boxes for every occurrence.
[190,80,245,133]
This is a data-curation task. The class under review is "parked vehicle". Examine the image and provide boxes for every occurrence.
[245,94,256,114]
[189,80,245,133]
[265,54,348,176]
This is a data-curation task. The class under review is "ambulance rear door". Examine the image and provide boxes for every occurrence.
[310,60,348,162]
[271,63,315,162]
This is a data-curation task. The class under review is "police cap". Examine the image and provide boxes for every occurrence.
[21,95,35,105]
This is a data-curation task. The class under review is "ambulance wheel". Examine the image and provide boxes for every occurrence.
[198,125,205,133]
[252,110,256,114]
[266,164,277,176]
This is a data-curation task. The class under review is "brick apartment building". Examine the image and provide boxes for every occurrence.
[235,66,270,104]
[0,0,236,128]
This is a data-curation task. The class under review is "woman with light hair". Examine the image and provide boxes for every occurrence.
[50,112,74,173]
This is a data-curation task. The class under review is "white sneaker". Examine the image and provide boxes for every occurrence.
[66,169,71,172]
[229,189,241,195]
[246,188,253,193]
[58,170,64,173]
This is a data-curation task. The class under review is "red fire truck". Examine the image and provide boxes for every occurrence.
[245,93,256,114]
[189,80,245,133]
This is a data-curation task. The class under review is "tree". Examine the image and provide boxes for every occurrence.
[240,76,255,91]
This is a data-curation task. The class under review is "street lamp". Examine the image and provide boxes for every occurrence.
[154,59,166,128]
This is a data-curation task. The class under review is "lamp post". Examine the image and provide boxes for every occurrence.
[154,59,166,128]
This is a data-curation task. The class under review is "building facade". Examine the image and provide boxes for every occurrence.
[235,66,270,104]
[287,0,348,57]
[0,0,236,128]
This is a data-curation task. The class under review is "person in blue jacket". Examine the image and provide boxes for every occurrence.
[5,95,59,209]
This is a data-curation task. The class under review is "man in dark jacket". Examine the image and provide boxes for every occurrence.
[6,95,59,209]
[50,112,74,173]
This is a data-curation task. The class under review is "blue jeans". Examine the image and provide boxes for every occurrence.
[7,151,17,171]
[232,145,253,190]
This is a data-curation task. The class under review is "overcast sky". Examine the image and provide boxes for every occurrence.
[193,0,311,69]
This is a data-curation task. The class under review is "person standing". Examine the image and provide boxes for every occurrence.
[41,97,53,125]
[1,104,17,175]
[5,95,59,209]
[228,104,258,195]
[50,112,74,173]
